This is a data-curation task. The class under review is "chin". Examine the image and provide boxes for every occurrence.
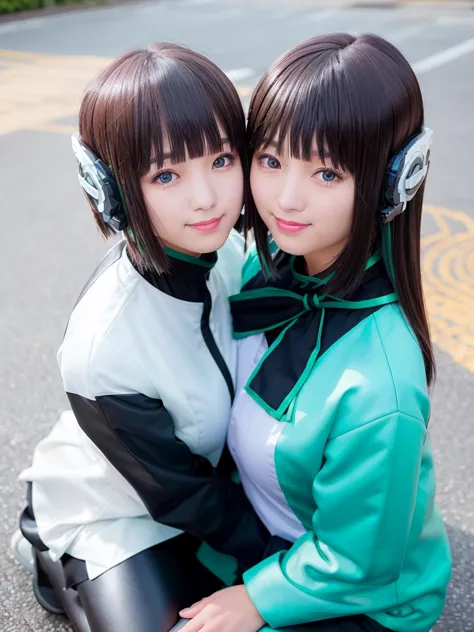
[192,229,230,254]
[270,233,315,257]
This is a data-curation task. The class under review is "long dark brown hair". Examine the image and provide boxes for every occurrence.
[79,43,246,274]
[245,33,435,385]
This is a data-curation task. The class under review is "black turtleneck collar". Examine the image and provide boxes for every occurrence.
[137,247,217,303]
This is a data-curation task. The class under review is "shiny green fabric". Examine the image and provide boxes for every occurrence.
[241,249,451,632]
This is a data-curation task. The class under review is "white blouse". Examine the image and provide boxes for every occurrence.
[227,334,305,543]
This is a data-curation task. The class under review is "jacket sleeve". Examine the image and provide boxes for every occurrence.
[243,411,427,627]
[67,390,269,570]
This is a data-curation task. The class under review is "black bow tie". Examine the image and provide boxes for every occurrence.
[230,252,397,420]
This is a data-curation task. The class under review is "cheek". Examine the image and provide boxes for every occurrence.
[225,167,244,206]
[338,181,355,233]
[319,182,354,230]
[141,183,181,234]
[250,169,269,210]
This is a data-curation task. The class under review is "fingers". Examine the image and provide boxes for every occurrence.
[179,598,208,618]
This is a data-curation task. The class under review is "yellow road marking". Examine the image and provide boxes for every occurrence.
[28,123,77,134]
[0,50,111,136]
[0,49,252,136]
[422,205,474,372]
[237,85,252,97]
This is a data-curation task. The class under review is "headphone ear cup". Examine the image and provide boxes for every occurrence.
[92,158,128,232]
[103,178,128,231]
[382,154,400,209]
[71,134,128,232]
[404,158,425,198]
[380,127,432,222]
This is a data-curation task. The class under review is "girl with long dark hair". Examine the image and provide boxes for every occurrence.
[178,33,451,632]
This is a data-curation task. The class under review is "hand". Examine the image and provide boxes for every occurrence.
[178,584,265,632]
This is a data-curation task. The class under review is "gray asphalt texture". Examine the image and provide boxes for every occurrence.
[1,0,473,630]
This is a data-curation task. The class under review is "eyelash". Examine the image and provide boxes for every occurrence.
[314,168,342,184]
[257,153,280,169]
[257,153,342,184]
[152,152,236,184]
[215,152,236,167]
[152,170,177,185]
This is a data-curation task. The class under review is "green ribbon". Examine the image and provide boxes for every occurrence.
[230,251,398,420]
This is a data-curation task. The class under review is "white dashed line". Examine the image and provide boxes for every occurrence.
[413,38,474,75]
[387,23,430,44]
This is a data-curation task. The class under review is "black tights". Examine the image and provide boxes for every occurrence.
[36,535,222,632]
[36,541,387,632]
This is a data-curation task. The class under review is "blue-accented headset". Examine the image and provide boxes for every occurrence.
[71,133,128,232]
[380,126,433,223]
[71,126,432,236]
[380,126,433,287]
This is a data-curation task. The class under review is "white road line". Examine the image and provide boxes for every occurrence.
[413,38,474,75]
[387,23,429,44]
[225,68,255,82]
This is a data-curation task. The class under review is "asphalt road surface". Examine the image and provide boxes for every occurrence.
[1,0,473,630]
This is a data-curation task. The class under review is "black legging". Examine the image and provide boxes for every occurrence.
[23,485,388,632]
[36,535,223,632]
[36,542,388,632]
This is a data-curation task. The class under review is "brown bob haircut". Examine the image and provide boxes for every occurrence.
[245,33,435,385]
[78,42,246,274]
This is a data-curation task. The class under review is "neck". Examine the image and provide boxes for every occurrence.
[162,240,199,258]
[303,239,348,277]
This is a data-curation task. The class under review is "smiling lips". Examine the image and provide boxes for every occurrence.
[275,216,310,233]
[188,217,223,232]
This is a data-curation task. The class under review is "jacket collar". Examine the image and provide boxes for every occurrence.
[230,252,397,420]
[134,247,217,303]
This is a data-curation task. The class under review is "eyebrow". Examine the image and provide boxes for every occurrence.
[151,137,231,165]
[265,139,331,160]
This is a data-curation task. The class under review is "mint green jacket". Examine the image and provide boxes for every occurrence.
[236,250,451,632]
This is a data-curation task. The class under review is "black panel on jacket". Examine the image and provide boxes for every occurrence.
[138,251,217,303]
[67,391,269,570]
[19,483,48,552]
[201,288,235,403]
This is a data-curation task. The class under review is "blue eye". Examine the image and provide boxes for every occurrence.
[317,170,338,183]
[213,154,233,169]
[156,171,176,184]
[259,154,280,169]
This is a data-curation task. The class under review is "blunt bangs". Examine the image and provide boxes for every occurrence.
[246,32,424,290]
[250,55,353,173]
[79,43,246,275]
[135,44,245,173]
[249,33,418,179]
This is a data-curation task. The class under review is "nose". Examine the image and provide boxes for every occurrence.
[277,170,305,214]
[190,171,217,212]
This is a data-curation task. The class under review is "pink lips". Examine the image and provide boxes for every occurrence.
[275,216,310,233]
[188,217,223,232]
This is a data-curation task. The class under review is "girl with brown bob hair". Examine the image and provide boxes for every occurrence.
[12,43,271,632]
[178,34,451,632]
